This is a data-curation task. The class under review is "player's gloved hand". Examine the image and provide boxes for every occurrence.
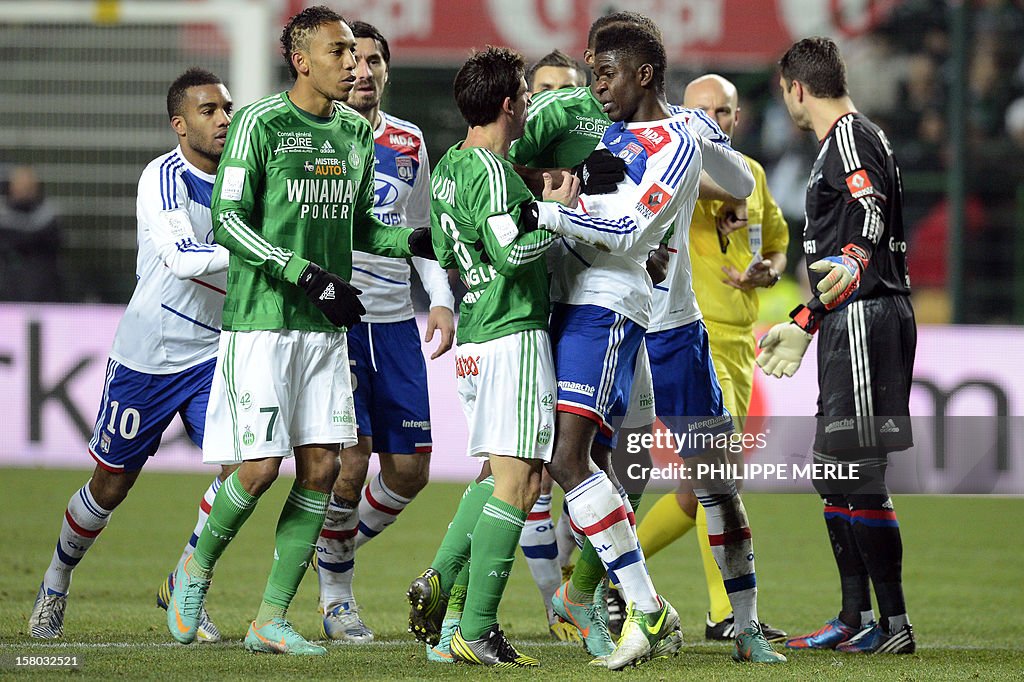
[809,243,870,310]
[297,262,365,329]
[408,227,436,260]
[572,148,626,194]
[757,323,812,378]
[756,304,819,378]
[519,201,540,233]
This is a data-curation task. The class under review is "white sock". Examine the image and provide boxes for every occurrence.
[695,484,758,629]
[519,494,561,610]
[43,481,112,595]
[317,495,358,610]
[554,503,578,565]
[355,474,411,549]
[861,609,877,627]
[178,477,221,565]
[565,472,659,613]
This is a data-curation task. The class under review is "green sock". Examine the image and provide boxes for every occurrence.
[446,563,470,617]
[570,540,606,597]
[460,497,526,640]
[627,492,643,513]
[432,476,494,595]
[191,472,258,579]
[259,483,329,617]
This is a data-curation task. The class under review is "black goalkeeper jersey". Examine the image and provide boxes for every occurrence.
[802,112,910,316]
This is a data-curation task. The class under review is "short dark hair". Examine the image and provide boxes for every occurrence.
[280,5,346,79]
[167,67,223,120]
[526,49,583,89]
[350,20,390,65]
[779,36,848,98]
[594,24,666,94]
[453,46,526,128]
[587,11,662,48]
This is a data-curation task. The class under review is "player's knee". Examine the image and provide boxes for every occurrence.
[88,467,139,510]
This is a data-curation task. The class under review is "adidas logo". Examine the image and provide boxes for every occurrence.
[880,418,900,433]
[320,140,335,153]
[320,283,335,301]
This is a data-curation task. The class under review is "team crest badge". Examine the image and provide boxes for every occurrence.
[348,144,361,169]
[395,156,414,182]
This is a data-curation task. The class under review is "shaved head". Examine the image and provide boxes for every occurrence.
[683,74,740,137]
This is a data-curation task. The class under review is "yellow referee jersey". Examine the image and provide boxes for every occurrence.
[689,155,788,329]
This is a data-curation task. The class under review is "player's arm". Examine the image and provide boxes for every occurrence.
[806,128,887,312]
[141,167,228,279]
[212,116,306,283]
[212,114,362,328]
[530,136,688,254]
[407,141,455,310]
[685,108,754,199]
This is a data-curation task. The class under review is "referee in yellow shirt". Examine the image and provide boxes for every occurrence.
[636,74,789,641]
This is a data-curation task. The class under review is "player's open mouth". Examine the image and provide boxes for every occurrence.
[601,101,614,113]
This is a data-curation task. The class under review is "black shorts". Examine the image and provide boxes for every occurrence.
[814,295,916,457]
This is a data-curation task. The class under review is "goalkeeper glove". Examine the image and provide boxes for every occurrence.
[297,262,365,329]
[756,304,818,378]
[572,148,627,195]
[408,227,436,259]
[809,243,870,310]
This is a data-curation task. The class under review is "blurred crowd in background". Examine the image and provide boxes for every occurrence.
[2,0,1023,325]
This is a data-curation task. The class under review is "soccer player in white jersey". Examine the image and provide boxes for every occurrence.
[28,69,235,641]
[315,20,455,644]
[526,24,761,669]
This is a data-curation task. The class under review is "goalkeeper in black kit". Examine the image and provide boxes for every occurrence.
[758,37,917,655]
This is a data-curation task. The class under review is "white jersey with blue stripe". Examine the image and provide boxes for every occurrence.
[109,146,229,374]
[649,106,755,332]
[537,111,703,328]
[350,113,453,323]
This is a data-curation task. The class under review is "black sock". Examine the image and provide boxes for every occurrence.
[821,494,871,628]
[848,491,906,630]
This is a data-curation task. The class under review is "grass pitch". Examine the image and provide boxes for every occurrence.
[2,468,1022,679]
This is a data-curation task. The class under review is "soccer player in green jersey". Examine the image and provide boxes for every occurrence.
[165,6,434,655]
[404,46,579,667]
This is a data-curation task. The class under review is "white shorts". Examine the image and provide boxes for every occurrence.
[203,329,357,464]
[622,339,656,430]
[456,329,556,462]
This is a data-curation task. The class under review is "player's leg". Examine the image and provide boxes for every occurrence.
[31,358,180,639]
[696,329,787,643]
[355,319,433,548]
[157,359,237,643]
[450,453,543,667]
[519,468,573,641]
[316,321,372,640]
[449,329,553,667]
[244,445,337,655]
[833,298,915,654]
[29,465,137,639]
[545,305,676,669]
[408,337,496,645]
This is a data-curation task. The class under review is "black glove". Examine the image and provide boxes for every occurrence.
[297,262,365,329]
[519,201,540,233]
[408,227,436,259]
[572,148,626,194]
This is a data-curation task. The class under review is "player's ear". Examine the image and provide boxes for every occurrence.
[638,63,654,88]
[291,50,309,77]
[501,95,515,118]
[170,114,187,138]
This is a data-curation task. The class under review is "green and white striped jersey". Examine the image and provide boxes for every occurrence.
[211,92,412,332]
[508,86,610,169]
[430,143,556,344]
